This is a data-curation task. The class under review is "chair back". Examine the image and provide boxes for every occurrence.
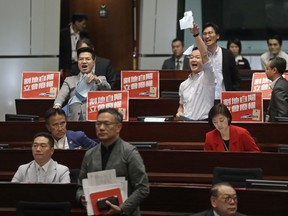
[69,169,80,183]
[212,166,262,188]
[16,201,71,216]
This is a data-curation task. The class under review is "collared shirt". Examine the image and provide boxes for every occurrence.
[35,159,52,183]
[179,60,215,120]
[213,209,220,216]
[53,135,69,149]
[208,46,225,99]
[270,76,281,89]
[175,55,185,70]
[261,50,288,70]
[101,142,116,170]
[70,25,80,63]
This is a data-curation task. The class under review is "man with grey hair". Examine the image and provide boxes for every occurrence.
[265,57,288,122]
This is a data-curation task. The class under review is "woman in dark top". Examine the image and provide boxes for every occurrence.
[227,38,251,70]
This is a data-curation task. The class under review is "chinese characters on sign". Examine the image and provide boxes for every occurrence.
[87,91,129,121]
[251,72,288,99]
[21,72,60,99]
[222,92,263,122]
[121,71,159,99]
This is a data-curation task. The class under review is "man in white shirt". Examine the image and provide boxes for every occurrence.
[202,22,241,99]
[176,23,215,121]
[260,35,288,70]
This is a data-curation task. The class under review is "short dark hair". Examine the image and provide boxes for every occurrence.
[45,108,66,125]
[208,103,232,128]
[76,37,95,50]
[211,182,233,197]
[172,38,184,47]
[98,108,123,123]
[202,22,220,35]
[227,38,242,54]
[72,13,88,24]
[269,57,287,75]
[33,132,54,148]
[77,47,95,60]
[267,35,282,46]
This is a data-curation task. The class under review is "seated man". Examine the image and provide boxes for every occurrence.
[260,35,288,70]
[76,108,149,215]
[11,132,70,183]
[189,182,247,216]
[45,108,98,149]
[162,38,190,70]
[176,23,215,120]
[71,37,117,90]
[54,47,111,121]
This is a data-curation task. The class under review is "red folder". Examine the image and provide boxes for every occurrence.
[90,188,123,215]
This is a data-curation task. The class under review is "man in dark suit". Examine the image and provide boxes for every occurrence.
[45,108,98,149]
[76,108,149,216]
[162,38,190,70]
[202,23,241,99]
[265,57,288,122]
[59,13,88,72]
[189,182,246,216]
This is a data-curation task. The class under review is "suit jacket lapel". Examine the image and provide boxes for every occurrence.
[46,160,57,183]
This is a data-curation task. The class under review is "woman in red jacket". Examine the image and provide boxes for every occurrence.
[204,103,260,152]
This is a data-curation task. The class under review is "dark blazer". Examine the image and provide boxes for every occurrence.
[204,125,260,152]
[162,55,190,70]
[76,138,149,216]
[59,25,88,70]
[221,48,241,91]
[189,209,247,216]
[66,130,98,149]
[71,56,116,89]
[236,56,251,70]
[268,77,288,122]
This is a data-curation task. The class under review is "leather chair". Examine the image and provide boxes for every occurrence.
[212,166,263,188]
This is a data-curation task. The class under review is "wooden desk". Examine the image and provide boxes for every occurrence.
[15,98,270,119]
[0,121,286,145]
[0,182,287,216]
[1,149,288,184]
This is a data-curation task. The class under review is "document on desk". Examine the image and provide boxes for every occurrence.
[144,117,166,122]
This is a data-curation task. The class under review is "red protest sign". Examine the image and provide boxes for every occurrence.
[87,91,129,121]
[221,91,263,122]
[121,71,159,99]
[21,71,60,99]
[251,72,288,99]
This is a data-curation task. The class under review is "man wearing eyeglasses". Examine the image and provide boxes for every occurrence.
[189,182,246,216]
[45,108,97,149]
[76,108,149,216]
[11,132,70,183]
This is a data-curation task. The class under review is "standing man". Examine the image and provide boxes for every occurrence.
[54,47,111,121]
[76,108,149,216]
[45,108,98,149]
[189,182,247,216]
[202,23,241,99]
[162,38,190,70]
[59,13,88,73]
[260,35,288,70]
[265,57,288,122]
[12,132,70,183]
[176,23,215,120]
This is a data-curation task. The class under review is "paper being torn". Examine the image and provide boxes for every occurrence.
[179,11,194,30]
[183,45,194,56]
